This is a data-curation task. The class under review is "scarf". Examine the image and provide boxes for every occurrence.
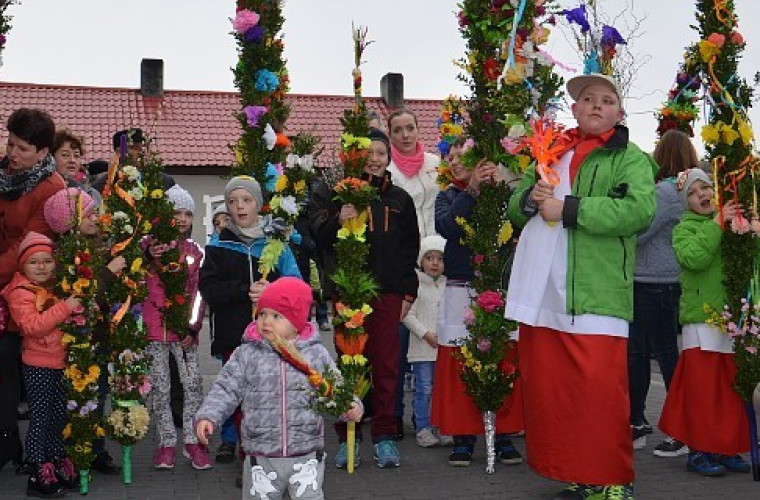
[391,142,426,178]
[0,154,56,201]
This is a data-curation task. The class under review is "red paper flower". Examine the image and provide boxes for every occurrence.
[484,58,501,81]
[174,294,187,306]
[476,290,505,313]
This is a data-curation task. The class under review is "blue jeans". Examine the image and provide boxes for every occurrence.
[628,282,681,426]
[411,361,435,431]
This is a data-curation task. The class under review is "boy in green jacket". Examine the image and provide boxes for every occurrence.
[505,74,656,500]
[658,168,751,476]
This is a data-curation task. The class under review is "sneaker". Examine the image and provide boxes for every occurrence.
[27,462,64,498]
[552,483,602,500]
[215,441,236,463]
[374,440,401,468]
[334,440,361,469]
[55,457,79,489]
[653,437,688,457]
[601,484,634,500]
[153,446,176,470]
[439,434,455,447]
[686,451,726,476]
[495,438,523,465]
[631,425,647,450]
[415,428,440,448]
[714,454,751,473]
[184,443,213,470]
[448,445,474,467]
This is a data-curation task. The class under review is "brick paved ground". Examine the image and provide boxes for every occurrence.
[2,323,759,499]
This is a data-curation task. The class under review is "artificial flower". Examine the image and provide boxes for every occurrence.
[274,174,288,193]
[244,24,265,44]
[254,69,280,93]
[698,39,721,62]
[601,25,626,49]
[562,4,590,33]
[483,58,501,81]
[737,118,754,145]
[150,189,163,199]
[279,196,299,217]
[275,132,291,148]
[262,124,277,150]
[244,105,268,128]
[497,221,514,246]
[707,32,726,48]
[701,123,720,144]
[476,290,505,313]
[730,31,744,45]
[232,9,260,34]
[130,257,143,274]
[293,179,307,194]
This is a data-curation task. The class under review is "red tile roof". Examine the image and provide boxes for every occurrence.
[0,82,444,168]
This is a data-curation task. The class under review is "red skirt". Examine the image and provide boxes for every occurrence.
[659,347,750,455]
[520,325,634,485]
[430,344,524,435]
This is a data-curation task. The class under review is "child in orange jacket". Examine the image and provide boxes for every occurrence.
[1,231,82,497]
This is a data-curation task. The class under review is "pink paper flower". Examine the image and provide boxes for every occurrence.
[731,214,751,234]
[244,105,268,128]
[473,254,485,265]
[476,290,504,313]
[138,377,152,396]
[707,32,726,48]
[232,9,260,34]
[463,307,476,325]
[746,346,757,355]
[476,337,492,352]
[73,315,86,326]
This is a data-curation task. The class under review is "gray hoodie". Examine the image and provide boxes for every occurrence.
[195,324,336,457]
[634,180,683,283]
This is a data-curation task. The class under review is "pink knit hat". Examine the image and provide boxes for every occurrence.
[44,187,96,234]
[18,231,55,268]
[256,277,313,334]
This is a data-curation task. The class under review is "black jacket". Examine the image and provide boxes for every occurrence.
[435,186,476,281]
[309,171,419,300]
[198,228,301,355]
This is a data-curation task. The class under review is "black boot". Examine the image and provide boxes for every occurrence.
[27,462,64,498]
[91,450,121,474]
[0,427,21,472]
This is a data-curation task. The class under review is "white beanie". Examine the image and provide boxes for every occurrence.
[166,185,195,213]
[675,168,712,209]
[418,234,446,266]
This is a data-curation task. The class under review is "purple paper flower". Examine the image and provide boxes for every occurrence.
[67,400,78,411]
[562,5,590,33]
[244,25,265,44]
[110,303,122,315]
[244,105,268,128]
[0,34,6,46]
[232,9,260,34]
[601,25,626,49]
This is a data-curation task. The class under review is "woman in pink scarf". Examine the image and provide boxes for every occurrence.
[386,109,440,241]
[385,109,440,441]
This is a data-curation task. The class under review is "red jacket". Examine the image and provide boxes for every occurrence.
[0,171,66,288]
[1,272,72,369]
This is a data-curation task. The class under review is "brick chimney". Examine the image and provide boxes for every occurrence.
[140,58,164,98]
[380,73,404,109]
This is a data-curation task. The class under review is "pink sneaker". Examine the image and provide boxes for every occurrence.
[153,446,175,469]
[184,443,213,470]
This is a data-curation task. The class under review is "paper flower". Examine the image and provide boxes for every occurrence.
[476,290,505,313]
[698,39,721,62]
[601,25,626,49]
[244,105,268,128]
[262,124,277,150]
[232,9,260,34]
[707,32,726,48]
[562,5,590,33]
[254,69,280,92]
[0,34,6,47]
[280,196,299,217]
[244,25,265,44]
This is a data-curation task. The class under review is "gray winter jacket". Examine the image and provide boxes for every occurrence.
[634,179,683,283]
[195,325,336,457]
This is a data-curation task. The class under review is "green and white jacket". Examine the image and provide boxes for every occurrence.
[506,126,656,336]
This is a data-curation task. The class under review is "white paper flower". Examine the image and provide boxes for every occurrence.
[262,124,276,151]
[122,165,139,181]
[280,196,299,217]
[112,211,129,221]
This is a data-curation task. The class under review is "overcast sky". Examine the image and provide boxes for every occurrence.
[1,0,758,153]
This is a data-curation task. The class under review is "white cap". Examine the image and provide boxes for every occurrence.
[566,73,622,103]
[166,185,195,213]
[418,234,446,266]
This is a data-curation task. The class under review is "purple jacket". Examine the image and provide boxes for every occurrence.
[143,239,205,343]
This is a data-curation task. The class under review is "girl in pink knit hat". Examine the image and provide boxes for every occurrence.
[43,187,127,476]
[0,231,82,497]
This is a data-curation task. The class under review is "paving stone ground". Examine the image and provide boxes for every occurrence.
[2,322,759,499]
